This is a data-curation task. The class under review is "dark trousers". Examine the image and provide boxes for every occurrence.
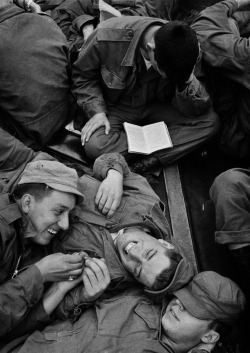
[85,102,219,166]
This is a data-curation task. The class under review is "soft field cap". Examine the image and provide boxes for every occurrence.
[144,257,195,301]
[174,271,246,324]
[18,160,84,204]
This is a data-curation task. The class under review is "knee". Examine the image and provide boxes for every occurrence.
[84,135,105,161]
[211,169,246,200]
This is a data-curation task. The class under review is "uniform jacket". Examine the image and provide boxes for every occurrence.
[192,0,250,157]
[72,16,211,120]
[12,287,175,353]
[0,4,70,148]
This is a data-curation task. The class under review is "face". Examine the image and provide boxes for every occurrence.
[24,190,76,245]
[115,227,172,288]
[146,43,166,78]
[162,297,212,346]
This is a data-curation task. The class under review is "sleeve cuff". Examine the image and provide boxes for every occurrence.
[93,153,130,180]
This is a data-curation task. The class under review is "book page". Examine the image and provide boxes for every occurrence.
[124,123,149,154]
[143,122,172,153]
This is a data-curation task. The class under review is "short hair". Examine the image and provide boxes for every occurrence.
[154,21,199,82]
[151,247,183,291]
[13,183,54,202]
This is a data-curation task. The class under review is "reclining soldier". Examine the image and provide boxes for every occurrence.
[6,271,246,353]
[0,127,193,346]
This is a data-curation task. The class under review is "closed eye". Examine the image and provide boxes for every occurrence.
[147,249,157,260]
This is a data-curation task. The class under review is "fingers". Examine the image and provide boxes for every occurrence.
[81,122,96,146]
[105,120,111,135]
[82,258,110,302]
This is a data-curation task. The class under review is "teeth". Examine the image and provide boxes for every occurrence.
[125,242,136,254]
[48,228,57,234]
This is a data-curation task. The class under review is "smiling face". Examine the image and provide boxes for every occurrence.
[162,297,212,346]
[115,227,172,288]
[23,189,76,245]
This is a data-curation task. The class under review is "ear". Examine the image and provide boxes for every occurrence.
[21,194,33,214]
[146,42,155,52]
[158,239,175,249]
[201,330,220,344]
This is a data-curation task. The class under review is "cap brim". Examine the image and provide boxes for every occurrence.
[174,287,213,321]
[46,182,84,205]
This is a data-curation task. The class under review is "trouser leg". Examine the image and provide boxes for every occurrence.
[143,103,220,166]
[210,168,250,306]
[84,114,129,161]
[210,168,250,246]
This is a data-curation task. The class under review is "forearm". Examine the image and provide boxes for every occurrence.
[192,0,250,87]
[71,32,107,119]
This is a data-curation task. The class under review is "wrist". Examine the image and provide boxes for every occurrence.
[107,168,123,179]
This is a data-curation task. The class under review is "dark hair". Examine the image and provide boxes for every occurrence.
[154,21,199,82]
[13,183,54,201]
[151,247,183,291]
[208,320,238,353]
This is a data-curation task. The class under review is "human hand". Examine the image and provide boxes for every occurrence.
[81,257,110,302]
[82,23,95,40]
[36,252,86,283]
[81,112,110,146]
[95,169,123,217]
[235,0,250,10]
[30,2,42,13]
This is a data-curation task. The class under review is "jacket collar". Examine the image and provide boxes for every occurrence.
[120,18,166,67]
[0,3,25,24]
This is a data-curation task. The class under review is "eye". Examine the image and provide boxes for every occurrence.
[54,210,64,216]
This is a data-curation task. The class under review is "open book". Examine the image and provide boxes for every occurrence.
[124,122,173,155]
[99,0,122,22]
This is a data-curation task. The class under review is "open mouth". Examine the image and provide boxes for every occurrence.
[47,228,58,235]
[124,241,137,254]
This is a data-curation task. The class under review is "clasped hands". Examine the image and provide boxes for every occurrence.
[38,252,110,302]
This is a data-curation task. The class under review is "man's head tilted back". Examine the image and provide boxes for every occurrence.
[162,271,246,352]
[154,21,199,82]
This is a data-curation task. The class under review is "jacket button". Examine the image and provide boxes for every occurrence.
[127,31,133,39]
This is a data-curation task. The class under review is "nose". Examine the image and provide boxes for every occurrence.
[129,244,148,262]
[58,213,69,230]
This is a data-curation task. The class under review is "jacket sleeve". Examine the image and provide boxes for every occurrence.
[192,0,250,89]
[93,153,131,180]
[0,265,45,336]
[71,28,108,119]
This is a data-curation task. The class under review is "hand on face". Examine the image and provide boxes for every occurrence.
[95,169,123,218]
[80,257,110,302]
[35,252,86,283]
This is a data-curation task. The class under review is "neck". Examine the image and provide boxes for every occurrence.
[162,334,197,353]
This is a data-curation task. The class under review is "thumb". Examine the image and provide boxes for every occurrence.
[105,121,111,135]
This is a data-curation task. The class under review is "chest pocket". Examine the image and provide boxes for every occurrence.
[101,66,127,90]
[96,296,159,337]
